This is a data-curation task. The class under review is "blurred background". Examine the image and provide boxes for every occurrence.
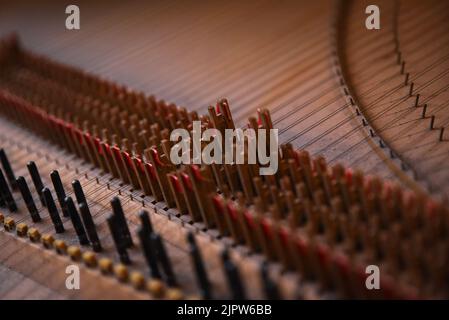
[2,0,449,200]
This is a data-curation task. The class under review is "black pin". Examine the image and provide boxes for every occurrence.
[139,210,154,234]
[0,169,7,207]
[79,202,102,252]
[137,226,161,279]
[72,179,87,205]
[42,187,65,233]
[0,179,4,207]
[50,170,68,217]
[409,82,414,96]
[111,197,133,247]
[65,196,89,245]
[27,161,46,207]
[422,104,428,118]
[151,233,177,287]
[0,149,17,190]
[221,249,246,300]
[16,176,41,222]
[107,214,131,264]
[187,232,212,299]
[414,93,420,107]
[0,168,17,212]
[260,261,280,300]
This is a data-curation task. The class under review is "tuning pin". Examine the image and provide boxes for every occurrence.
[16,176,41,222]
[27,161,46,207]
[79,202,102,252]
[50,170,69,217]
[111,197,133,248]
[260,261,280,300]
[221,249,246,299]
[0,149,17,190]
[151,233,177,287]
[107,214,131,264]
[0,168,17,212]
[187,232,212,299]
[137,226,161,279]
[42,187,65,233]
[65,196,89,245]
